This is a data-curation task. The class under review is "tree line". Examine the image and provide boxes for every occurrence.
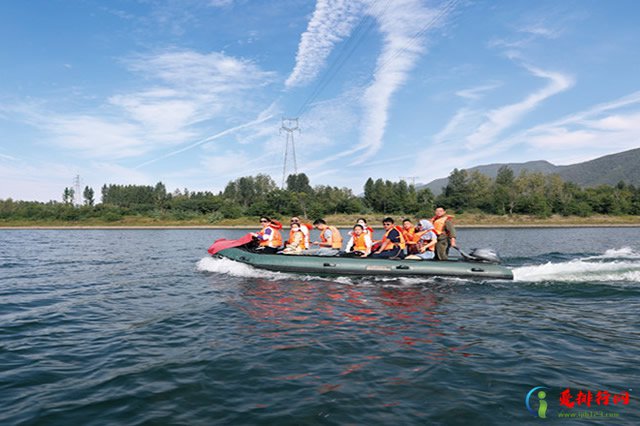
[1,167,639,222]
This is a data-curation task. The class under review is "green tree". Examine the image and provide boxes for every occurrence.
[416,188,435,216]
[83,186,95,206]
[493,166,516,214]
[62,187,74,205]
[363,177,375,208]
[286,173,313,193]
[441,168,470,211]
[467,171,493,211]
[514,171,551,217]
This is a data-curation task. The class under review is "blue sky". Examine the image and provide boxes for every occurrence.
[1,0,639,202]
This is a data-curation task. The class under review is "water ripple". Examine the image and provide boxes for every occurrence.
[1,229,639,425]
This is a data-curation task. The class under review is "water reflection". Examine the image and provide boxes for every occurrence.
[233,278,477,361]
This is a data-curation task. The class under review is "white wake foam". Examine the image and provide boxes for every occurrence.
[196,257,295,280]
[513,259,640,283]
[584,246,640,260]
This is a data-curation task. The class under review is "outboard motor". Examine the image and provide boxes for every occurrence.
[466,248,502,264]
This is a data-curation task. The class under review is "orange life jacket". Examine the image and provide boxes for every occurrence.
[320,225,343,249]
[381,225,406,250]
[288,229,306,250]
[431,215,454,236]
[258,226,283,248]
[352,233,369,252]
[291,223,312,247]
[402,227,419,245]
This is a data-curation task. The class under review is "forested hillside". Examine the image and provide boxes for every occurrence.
[423,147,640,194]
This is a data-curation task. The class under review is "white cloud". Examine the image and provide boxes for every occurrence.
[432,108,483,146]
[6,50,277,161]
[200,151,254,175]
[353,0,453,163]
[45,115,148,159]
[126,50,275,94]
[525,109,640,158]
[91,162,153,186]
[208,0,234,7]
[465,64,574,149]
[519,23,562,39]
[455,82,501,100]
[285,0,364,88]
[286,0,456,165]
[0,153,17,161]
[461,90,640,167]
[135,113,275,168]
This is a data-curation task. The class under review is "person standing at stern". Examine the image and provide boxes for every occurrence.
[431,207,456,260]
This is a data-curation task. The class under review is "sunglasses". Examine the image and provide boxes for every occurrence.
[260,220,268,223]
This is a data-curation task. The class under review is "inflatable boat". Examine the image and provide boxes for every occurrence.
[208,235,514,280]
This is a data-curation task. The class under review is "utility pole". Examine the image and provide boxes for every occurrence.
[73,174,82,206]
[399,176,418,186]
[280,117,300,188]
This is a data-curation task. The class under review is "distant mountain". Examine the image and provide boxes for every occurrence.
[419,147,640,194]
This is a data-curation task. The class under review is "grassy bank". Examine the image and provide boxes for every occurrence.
[2,213,640,228]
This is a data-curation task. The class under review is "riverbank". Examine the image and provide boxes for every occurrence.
[2,213,640,228]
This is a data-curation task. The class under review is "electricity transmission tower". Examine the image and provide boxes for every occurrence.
[280,118,300,188]
[73,174,82,206]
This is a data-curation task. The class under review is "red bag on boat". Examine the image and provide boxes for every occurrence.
[207,233,254,255]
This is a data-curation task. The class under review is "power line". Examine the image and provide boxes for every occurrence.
[374,0,459,75]
[294,0,457,117]
[296,0,391,117]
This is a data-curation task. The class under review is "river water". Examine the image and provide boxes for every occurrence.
[1,228,639,425]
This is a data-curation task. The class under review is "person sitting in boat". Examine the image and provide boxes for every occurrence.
[281,222,306,254]
[251,216,283,254]
[431,206,456,260]
[344,224,372,257]
[401,218,420,255]
[290,216,311,248]
[405,220,437,260]
[370,217,406,259]
[356,217,374,241]
[310,218,343,256]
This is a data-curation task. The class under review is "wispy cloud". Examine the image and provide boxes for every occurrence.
[6,49,277,160]
[135,113,275,168]
[432,108,484,146]
[0,153,17,161]
[516,91,640,163]
[353,0,455,163]
[465,64,573,148]
[285,0,364,88]
[424,90,640,176]
[455,82,501,100]
[286,0,457,164]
